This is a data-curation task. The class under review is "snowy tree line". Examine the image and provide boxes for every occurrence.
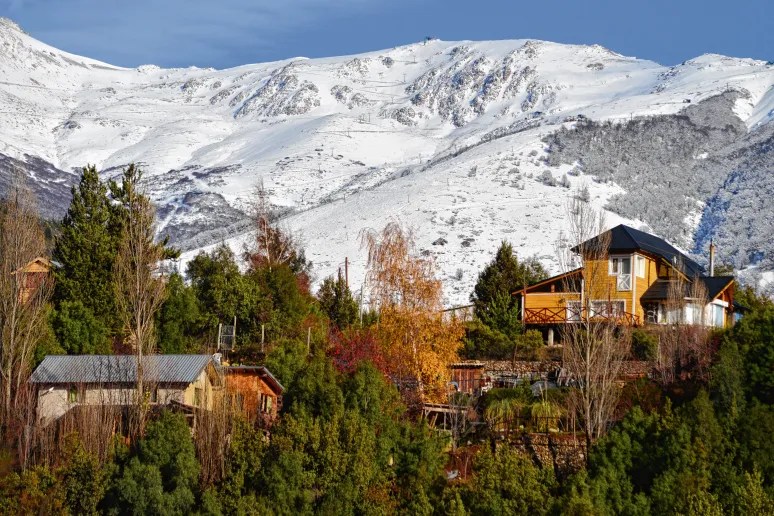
[542,91,774,270]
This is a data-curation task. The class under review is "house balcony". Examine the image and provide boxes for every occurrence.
[523,306,640,326]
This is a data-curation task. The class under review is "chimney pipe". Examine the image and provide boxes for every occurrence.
[709,240,716,277]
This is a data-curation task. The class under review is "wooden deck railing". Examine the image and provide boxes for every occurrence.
[524,307,640,326]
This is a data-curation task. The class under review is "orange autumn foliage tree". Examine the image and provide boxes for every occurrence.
[361,222,463,404]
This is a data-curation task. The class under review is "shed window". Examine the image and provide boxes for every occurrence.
[68,386,79,403]
[194,388,202,407]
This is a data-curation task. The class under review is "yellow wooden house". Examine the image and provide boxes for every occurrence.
[516,225,735,329]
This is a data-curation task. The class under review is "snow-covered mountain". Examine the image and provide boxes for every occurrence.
[1,17,772,303]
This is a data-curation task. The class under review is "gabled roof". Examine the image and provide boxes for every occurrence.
[701,276,735,300]
[571,224,702,277]
[224,365,285,394]
[640,276,734,302]
[29,355,219,385]
[513,268,583,294]
[12,257,52,275]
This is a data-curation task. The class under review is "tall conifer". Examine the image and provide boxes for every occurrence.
[471,241,548,326]
[53,165,120,333]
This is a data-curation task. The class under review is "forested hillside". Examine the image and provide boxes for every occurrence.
[0,165,772,514]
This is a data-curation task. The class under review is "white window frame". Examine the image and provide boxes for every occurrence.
[635,255,646,278]
[609,255,632,291]
[590,300,625,318]
[709,300,726,327]
[684,302,703,325]
[609,255,632,275]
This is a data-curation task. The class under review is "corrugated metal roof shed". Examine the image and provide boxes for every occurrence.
[29,355,216,384]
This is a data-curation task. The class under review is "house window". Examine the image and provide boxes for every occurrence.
[660,304,682,324]
[684,303,703,325]
[636,256,646,278]
[590,300,625,318]
[711,304,725,327]
[194,388,202,407]
[68,386,79,403]
[610,256,632,291]
[609,256,631,275]
[644,303,659,324]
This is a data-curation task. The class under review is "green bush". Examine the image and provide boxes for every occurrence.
[461,319,515,359]
[52,300,111,355]
[514,329,545,360]
[631,329,658,361]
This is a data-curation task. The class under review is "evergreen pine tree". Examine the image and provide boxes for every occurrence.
[156,273,201,354]
[471,241,548,329]
[318,274,359,330]
[53,165,121,336]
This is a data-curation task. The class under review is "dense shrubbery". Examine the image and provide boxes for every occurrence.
[6,312,771,514]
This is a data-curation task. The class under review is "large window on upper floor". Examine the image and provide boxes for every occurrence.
[609,256,632,291]
[609,256,631,275]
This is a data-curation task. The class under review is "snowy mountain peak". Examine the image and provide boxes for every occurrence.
[0,20,773,302]
[0,17,23,32]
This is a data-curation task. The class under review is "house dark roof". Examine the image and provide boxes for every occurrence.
[29,355,218,385]
[572,224,702,277]
[700,276,735,299]
[640,276,734,302]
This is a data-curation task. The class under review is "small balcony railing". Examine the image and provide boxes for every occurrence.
[524,307,640,326]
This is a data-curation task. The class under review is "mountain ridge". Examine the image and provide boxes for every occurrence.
[1,18,772,302]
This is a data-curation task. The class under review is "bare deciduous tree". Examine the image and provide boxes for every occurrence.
[195,396,234,487]
[0,172,53,442]
[245,182,308,275]
[654,267,711,385]
[558,193,627,451]
[114,184,167,438]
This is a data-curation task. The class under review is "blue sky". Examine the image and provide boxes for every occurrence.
[1,0,771,69]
